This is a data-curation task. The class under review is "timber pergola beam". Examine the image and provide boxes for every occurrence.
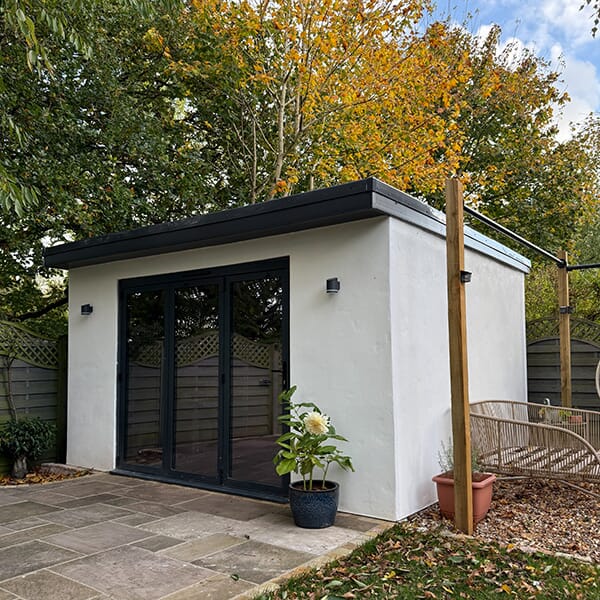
[444,180,600,533]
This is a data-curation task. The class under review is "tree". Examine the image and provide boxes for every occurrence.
[166,0,471,204]
[0,1,204,331]
[582,0,600,36]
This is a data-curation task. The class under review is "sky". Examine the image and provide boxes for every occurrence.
[426,0,600,140]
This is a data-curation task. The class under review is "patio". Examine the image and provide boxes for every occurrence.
[0,472,390,600]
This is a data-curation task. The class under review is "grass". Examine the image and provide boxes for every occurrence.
[255,522,599,599]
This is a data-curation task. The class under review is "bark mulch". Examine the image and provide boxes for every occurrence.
[412,477,600,563]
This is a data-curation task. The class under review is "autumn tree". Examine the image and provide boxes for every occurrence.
[165,0,472,204]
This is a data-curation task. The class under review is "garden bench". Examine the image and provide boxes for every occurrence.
[470,400,600,482]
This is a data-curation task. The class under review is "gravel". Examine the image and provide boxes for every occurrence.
[411,477,600,563]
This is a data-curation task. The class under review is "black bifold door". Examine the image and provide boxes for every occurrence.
[117,258,289,500]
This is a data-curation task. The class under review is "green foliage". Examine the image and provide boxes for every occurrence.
[0,417,55,461]
[274,386,354,490]
[437,438,482,474]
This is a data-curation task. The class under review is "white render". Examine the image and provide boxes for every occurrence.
[67,214,528,521]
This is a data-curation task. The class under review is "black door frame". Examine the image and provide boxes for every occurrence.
[115,257,290,501]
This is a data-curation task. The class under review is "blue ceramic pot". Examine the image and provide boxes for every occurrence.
[289,480,339,528]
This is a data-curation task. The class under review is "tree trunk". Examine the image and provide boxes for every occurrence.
[12,455,27,479]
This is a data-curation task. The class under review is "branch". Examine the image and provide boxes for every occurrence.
[13,295,68,322]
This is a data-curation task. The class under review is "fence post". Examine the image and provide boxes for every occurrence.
[557,250,572,408]
[56,335,68,463]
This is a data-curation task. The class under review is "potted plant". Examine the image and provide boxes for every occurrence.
[431,439,496,525]
[273,386,354,528]
[0,417,55,479]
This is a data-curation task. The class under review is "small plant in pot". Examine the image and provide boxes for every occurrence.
[0,417,55,479]
[273,386,354,528]
[432,439,495,526]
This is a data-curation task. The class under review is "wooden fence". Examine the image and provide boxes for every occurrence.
[0,322,67,472]
[527,317,600,411]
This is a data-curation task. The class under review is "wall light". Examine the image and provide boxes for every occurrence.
[326,277,341,294]
[80,304,94,316]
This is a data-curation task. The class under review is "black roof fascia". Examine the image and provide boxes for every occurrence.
[44,179,381,269]
[43,177,530,273]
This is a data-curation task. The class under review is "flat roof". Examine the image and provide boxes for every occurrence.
[43,177,530,272]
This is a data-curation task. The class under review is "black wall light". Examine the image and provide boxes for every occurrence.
[80,304,94,316]
[326,277,341,294]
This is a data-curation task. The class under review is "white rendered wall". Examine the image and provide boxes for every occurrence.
[389,218,527,520]
[67,218,397,519]
[67,214,527,521]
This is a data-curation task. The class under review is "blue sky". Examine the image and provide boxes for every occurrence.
[425,0,600,140]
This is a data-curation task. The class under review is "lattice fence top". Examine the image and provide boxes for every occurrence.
[0,321,59,369]
[527,317,600,348]
[134,331,279,369]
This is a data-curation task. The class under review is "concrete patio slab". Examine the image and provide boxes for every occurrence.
[51,545,214,600]
[1,570,100,600]
[160,575,254,600]
[0,472,392,599]
[160,534,246,562]
[0,501,61,524]
[139,511,255,540]
[0,540,82,580]
[44,521,152,554]
[193,540,314,584]
[0,523,69,547]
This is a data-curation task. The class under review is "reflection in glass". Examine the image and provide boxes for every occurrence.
[173,285,219,477]
[125,290,164,466]
[230,277,283,485]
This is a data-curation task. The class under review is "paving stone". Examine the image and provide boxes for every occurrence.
[121,500,186,518]
[41,503,133,527]
[193,540,313,584]
[0,523,70,547]
[133,535,183,552]
[0,501,61,524]
[48,480,126,498]
[4,490,73,506]
[2,517,46,531]
[0,589,18,599]
[0,493,20,507]
[114,512,161,527]
[247,512,362,555]
[122,483,207,504]
[44,521,152,554]
[1,569,99,600]
[159,574,254,600]
[175,495,281,521]
[51,545,214,600]
[160,534,246,562]
[140,511,255,540]
[100,495,144,507]
[0,540,81,581]
[55,494,122,509]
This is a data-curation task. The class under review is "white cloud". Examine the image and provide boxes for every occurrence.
[539,0,597,48]
[551,48,600,140]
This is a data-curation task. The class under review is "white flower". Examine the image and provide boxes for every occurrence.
[304,411,329,435]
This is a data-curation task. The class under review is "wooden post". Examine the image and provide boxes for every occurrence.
[557,250,572,408]
[445,179,473,535]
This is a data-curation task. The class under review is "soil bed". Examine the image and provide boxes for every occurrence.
[412,477,600,563]
[0,463,92,486]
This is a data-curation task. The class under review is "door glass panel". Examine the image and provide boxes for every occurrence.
[125,290,165,467]
[230,276,283,485]
[173,284,220,477]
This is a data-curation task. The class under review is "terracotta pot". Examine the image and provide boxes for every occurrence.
[569,415,583,424]
[431,472,496,525]
[289,480,339,528]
